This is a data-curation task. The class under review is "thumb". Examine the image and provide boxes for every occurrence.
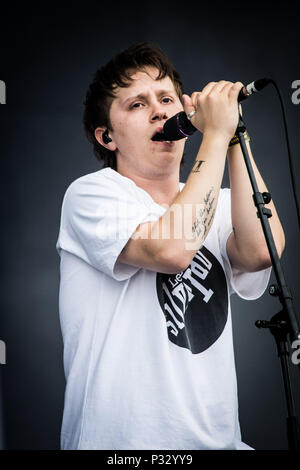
[182,94,195,116]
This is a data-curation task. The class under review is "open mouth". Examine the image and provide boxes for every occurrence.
[151,130,172,143]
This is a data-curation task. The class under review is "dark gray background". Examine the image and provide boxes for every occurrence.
[0,1,299,450]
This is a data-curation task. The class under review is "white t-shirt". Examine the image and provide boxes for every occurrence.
[56,167,271,450]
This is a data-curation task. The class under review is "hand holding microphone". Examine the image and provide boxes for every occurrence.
[182,81,243,142]
[152,78,271,142]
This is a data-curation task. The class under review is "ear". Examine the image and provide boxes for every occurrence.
[94,127,117,151]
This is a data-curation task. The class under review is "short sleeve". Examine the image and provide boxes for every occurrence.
[216,188,272,300]
[56,170,161,281]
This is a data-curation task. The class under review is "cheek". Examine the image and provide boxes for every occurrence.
[117,114,146,136]
[112,118,147,153]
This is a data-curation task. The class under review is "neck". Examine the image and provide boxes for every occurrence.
[117,167,181,207]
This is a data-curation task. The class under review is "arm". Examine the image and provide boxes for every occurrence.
[226,136,285,272]
[118,81,243,273]
[118,132,229,273]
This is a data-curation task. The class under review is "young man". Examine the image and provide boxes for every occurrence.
[56,42,285,450]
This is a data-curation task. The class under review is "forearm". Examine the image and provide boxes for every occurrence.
[227,139,285,262]
[154,132,229,266]
[150,79,246,269]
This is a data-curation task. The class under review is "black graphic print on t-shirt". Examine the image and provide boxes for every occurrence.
[156,245,228,354]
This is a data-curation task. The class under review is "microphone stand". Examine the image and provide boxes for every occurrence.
[235,114,300,450]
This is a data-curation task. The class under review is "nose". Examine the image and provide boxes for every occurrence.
[150,107,168,122]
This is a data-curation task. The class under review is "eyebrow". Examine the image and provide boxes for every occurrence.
[122,89,176,106]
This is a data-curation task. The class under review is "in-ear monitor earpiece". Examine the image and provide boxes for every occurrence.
[103,129,112,144]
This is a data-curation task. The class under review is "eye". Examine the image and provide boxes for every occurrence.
[130,102,144,109]
[162,97,173,104]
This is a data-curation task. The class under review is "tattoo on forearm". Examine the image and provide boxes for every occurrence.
[191,186,216,242]
[203,187,213,205]
[192,160,205,173]
[192,216,205,239]
[206,196,215,214]
[207,209,216,228]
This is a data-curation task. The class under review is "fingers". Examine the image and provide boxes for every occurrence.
[188,82,216,108]
[228,81,244,102]
[189,81,244,109]
[182,94,195,116]
[207,80,231,94]
[190,82,215,104]
[186,80,245,137]
[208,80,244,98]
[200,81,217,97]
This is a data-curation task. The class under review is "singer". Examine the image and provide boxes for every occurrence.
[56,42,285,450]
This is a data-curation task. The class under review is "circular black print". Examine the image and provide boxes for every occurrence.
[156,245,228,354]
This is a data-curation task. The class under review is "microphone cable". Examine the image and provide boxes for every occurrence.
[266,79,300,232]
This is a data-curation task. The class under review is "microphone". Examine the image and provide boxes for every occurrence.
[152,78,272,141]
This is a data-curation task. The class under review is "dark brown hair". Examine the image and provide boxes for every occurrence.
[83,42,185,171]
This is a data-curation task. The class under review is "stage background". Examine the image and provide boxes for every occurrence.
[0,1,300,450]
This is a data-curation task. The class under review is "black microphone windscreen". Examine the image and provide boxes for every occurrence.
[163,112,197,141]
